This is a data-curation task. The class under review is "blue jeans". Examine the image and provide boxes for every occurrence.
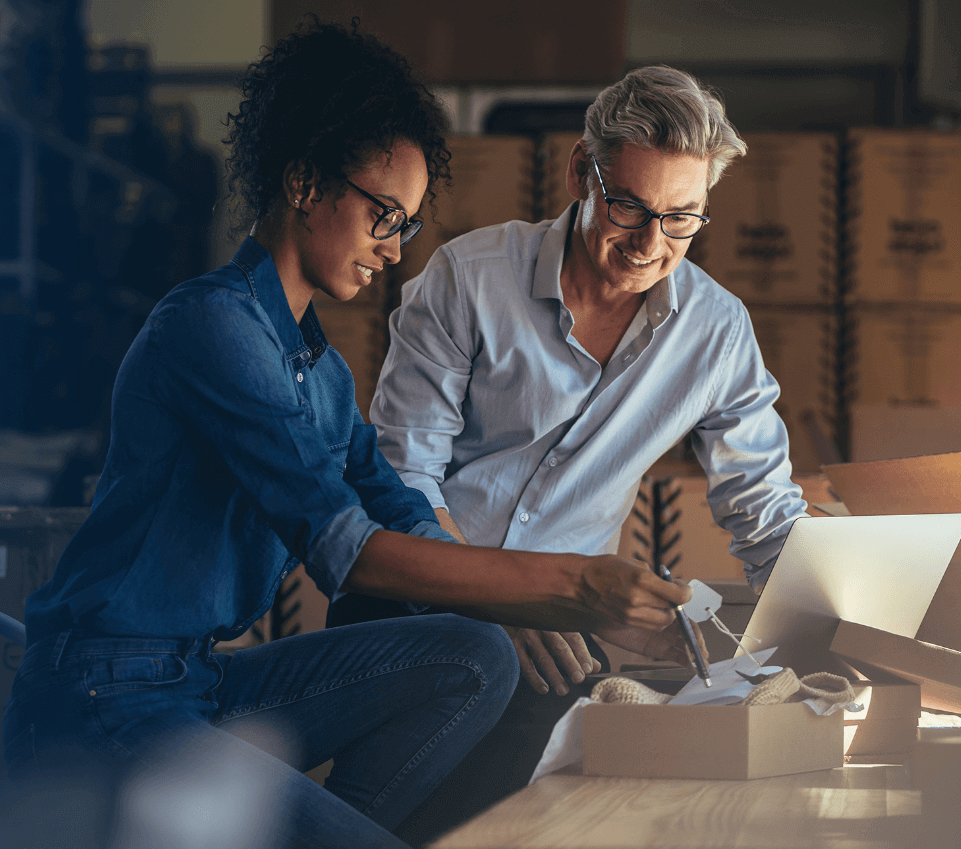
[2,615,518,848]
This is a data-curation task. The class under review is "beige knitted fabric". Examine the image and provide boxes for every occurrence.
[591,676,672,705]
[739,668,802,706]
[795,672,855,704]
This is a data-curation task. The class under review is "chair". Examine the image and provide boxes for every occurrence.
[0,612,27,648]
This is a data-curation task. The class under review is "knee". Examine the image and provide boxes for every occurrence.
[438,617,519,706]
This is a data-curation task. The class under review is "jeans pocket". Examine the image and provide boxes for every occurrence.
[84,654,189,696]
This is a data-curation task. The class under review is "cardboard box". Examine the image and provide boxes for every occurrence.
[830,620,961,714]
[850,305,961,407]
[748,305,839,473]
[698,132,839,305]
[394,135,535,286]
[843,680,921,759]
[582,701,843,780]
[850,403,961,462]
[845,128,961,304]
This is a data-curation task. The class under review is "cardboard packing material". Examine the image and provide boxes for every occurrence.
[822,451,961,652]
[850,305,961,407]
[831,620,961,714]
[845,128,961,305]
[748,305,839,473]
[393,135,535,286]
[850,403,961,462]
[698,132,838,305]
[582,701,843,780]
[842,680,922,761]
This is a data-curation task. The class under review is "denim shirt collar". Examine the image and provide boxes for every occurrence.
[531,202,678,326]
[230,236,328,367]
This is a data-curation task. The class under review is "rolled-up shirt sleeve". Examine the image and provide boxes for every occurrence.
[371,246,474,509]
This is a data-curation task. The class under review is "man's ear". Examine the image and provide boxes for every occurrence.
[566,140,592,202]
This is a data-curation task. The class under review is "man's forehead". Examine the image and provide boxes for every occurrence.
[605,144,709,198]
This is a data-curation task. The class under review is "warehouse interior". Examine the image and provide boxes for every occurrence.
[3,1,961,841]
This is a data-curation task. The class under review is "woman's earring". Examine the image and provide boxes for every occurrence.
[294,198,300,206]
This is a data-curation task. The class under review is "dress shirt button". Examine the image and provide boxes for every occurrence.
[296,372,304,383]
[548,457,558,467]
[519,512,530,523]
[623,353,632,362]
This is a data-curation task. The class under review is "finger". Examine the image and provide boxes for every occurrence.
[560,632,601,675]
[527,632,574,695]
[510,630,550,695]
[540,631,588,683]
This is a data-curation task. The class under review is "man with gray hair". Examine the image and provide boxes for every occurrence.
[330,65,808,842]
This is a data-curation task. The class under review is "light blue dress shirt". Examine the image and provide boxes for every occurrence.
[372,204,807,590]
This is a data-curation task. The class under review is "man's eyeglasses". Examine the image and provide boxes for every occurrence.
[346,180,423,246]
[590,155,709,240]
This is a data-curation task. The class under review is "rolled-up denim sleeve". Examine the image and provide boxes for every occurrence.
[691,306,808,591]
[371,246,474,509]
[151,289,443,601]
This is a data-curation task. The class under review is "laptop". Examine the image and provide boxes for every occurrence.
[737,513,961,675]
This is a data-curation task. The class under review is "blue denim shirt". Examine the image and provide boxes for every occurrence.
[26,238,451,644]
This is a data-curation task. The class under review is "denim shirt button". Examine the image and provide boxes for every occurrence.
[300,351,309,360]
[296,373,304,383]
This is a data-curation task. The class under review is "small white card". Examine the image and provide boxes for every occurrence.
[670,648,780,705]
[683,579,723,623]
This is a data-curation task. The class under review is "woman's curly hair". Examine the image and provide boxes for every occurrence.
[224,17,451,230]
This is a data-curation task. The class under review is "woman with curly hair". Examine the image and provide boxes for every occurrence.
[2,19,691,849]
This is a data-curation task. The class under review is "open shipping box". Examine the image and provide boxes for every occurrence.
[584,453,961,780]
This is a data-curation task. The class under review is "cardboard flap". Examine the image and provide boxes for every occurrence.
[823,452,961,517]
[830,620,961,714]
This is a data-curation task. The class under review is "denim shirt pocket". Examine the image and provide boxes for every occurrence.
[328,439,349,474]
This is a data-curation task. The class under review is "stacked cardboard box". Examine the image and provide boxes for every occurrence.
[393,135,536,292]
[845,129,961,459]
[696,132,841,474]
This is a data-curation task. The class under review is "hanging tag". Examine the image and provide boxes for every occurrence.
[683,579,723,623]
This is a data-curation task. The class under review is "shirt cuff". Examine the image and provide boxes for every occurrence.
[398,470,447,510]
[303,504,383,603]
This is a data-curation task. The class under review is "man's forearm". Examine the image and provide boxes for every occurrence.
[434,507,468,544]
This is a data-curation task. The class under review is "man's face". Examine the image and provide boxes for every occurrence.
[568,143,709,295]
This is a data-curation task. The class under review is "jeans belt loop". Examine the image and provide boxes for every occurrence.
[51,629,73,672]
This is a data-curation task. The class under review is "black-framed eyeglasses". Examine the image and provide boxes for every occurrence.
[346,180,423,246]
[590,155,709,240]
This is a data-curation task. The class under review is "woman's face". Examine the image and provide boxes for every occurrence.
[295,140,429,302]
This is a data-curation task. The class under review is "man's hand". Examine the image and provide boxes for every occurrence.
[597,616,709,669]
[504,627,601,695]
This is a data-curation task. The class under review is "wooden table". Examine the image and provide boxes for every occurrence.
[429,765,933,848]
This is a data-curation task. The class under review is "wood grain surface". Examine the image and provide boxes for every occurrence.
[430,766,923,848]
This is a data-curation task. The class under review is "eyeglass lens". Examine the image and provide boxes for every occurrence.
[607,201,704,238]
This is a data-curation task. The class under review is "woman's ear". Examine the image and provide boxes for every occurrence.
[566,141,592,202]
[282,160,312,210]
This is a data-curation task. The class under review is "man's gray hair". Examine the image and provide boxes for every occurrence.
[583,66,746,189]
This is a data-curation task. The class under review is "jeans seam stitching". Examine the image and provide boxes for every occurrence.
[215,655,487,721]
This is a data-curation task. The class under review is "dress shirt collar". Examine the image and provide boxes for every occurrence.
[531,203,679,328]
[230,236,327,364]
